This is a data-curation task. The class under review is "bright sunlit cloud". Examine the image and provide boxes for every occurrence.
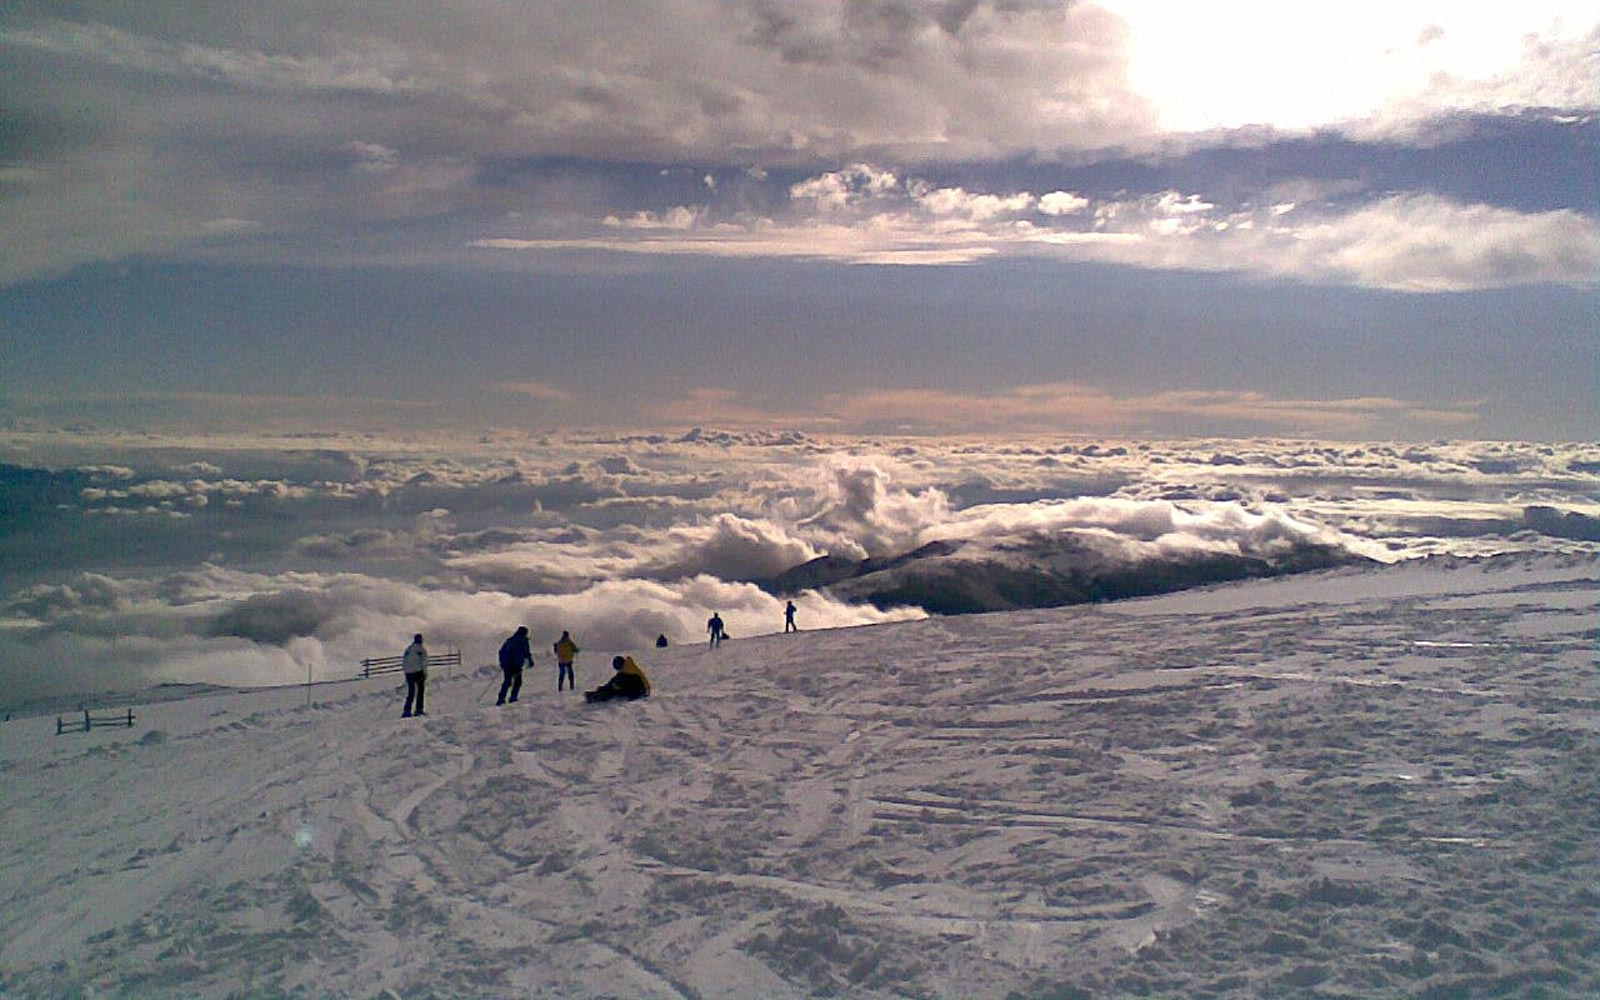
[1098,1,1599,133]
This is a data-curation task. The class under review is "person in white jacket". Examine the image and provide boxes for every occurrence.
[401,633,429,717]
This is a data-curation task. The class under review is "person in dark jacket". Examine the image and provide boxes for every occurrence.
[585,655,652,703]
[401,634,428,717]
[497,626,532,705]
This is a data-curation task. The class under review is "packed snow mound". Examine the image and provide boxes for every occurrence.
[1,554,1596,998]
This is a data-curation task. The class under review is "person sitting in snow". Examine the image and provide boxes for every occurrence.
[585,655,651,703]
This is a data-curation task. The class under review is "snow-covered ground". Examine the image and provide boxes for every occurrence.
[2,553,1596,999]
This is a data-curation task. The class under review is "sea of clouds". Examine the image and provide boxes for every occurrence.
[2,429,1596,711]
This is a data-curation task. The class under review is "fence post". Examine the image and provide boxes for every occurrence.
[83,709,91,733]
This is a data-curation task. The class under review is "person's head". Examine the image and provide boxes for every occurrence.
[560,630,569,638]
[413,633,424,644]
[612,655,625,670]
[515,625,528,636]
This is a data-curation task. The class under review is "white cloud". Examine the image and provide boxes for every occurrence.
[1039,191,1090,216]
[1291,194,1600,292]
[347,142,401,173]
[1099,1,1600,134]
[603,206,704,230]
[789,165,902,212]
[914,186,1035,221]
[480,167,1599,291]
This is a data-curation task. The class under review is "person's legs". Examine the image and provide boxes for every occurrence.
[403,674,419,716]
[415,674,426,715]
[559,662,574,690]
[508,668,522,703]
[497,668,513,705]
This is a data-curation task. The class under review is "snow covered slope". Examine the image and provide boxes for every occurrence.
[2,554,1596,998]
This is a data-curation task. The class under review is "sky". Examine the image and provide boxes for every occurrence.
[1,1,1597,439]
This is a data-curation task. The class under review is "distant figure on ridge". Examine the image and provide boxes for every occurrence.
[553,630,581,692]
[585,655,652,703]
[707,612,726,649]
[401,633,429,717]
[655,633,670,648]
[784,600,798,633]
[497,626,532,705]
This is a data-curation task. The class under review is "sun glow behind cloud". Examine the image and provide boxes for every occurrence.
[1099,1,1599,133]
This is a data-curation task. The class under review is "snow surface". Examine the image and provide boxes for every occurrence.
[2,554,1596,999]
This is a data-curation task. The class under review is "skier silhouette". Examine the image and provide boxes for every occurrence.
[401,634,428,717]
[496,626,532,704]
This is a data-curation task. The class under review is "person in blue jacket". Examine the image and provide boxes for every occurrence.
[497,626,532,705]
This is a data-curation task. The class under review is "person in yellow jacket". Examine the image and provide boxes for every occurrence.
[585,655,651,702]
[553,630,580,692]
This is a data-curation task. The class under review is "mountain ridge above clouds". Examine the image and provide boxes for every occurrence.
[1,552,1595,998]
[756,531,1368,614]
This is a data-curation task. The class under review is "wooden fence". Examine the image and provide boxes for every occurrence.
[57,708,136,735]
[358,649,462,678]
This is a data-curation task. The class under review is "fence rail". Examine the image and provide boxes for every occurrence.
[57,708,136,735]
[359,649,462,678]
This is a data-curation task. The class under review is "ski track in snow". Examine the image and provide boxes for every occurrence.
[0,554,1596,998]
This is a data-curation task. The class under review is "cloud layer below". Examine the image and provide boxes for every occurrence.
[2,429,1595,709]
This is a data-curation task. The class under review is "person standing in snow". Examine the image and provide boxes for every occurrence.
[553,630,580,692]
[707,612,726,648]
[497,626,532,705]
[784,600,798,633]
[585,655,652,702]
[401,633,429,717]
